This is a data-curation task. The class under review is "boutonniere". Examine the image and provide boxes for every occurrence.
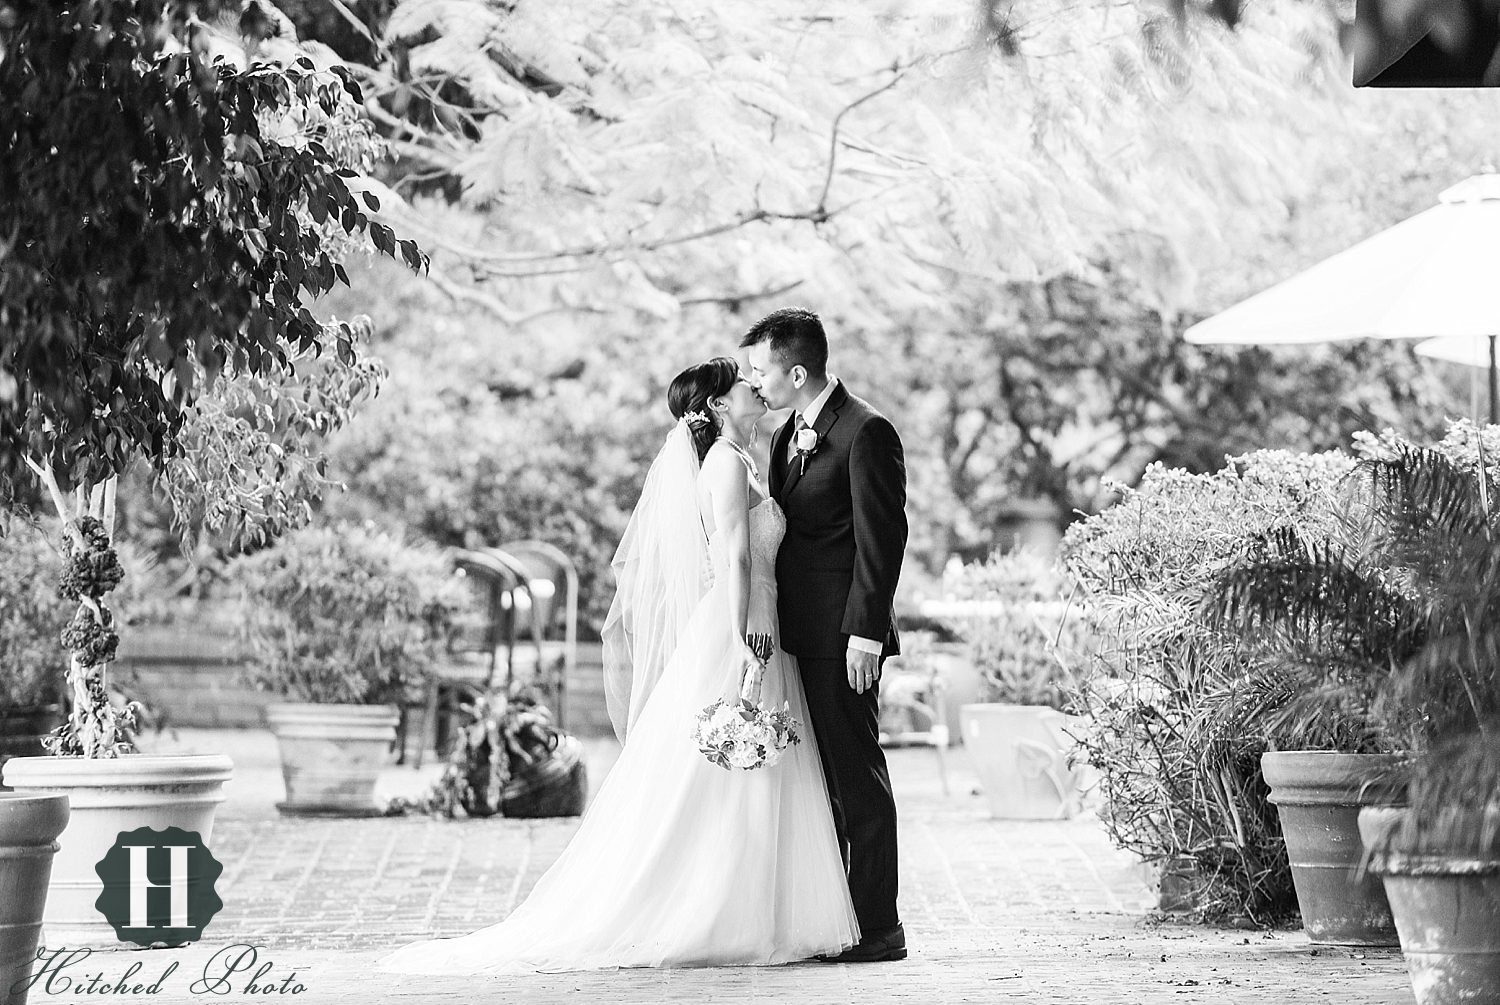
[794,427,820,475]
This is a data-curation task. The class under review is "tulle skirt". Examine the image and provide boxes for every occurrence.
[378,577,860,974]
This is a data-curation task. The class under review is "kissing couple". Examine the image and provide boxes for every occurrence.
[382,308,908,973]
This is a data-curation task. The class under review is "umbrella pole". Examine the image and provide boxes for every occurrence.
[1491,335,1498,426]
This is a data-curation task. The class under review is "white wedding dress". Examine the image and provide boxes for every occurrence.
[380,461,859,973]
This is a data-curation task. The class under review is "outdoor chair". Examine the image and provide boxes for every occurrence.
[404,548,535,767]
[876,654,951,796]
[493,540,579,732]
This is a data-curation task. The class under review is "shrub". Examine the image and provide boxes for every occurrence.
[1212,424,1500,858]
[0,519,69,709]
[1060,448,1357,922]
[229,523,469,705]
[940,549,1093,710]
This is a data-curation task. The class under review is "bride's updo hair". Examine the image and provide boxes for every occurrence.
[668,356,739,461]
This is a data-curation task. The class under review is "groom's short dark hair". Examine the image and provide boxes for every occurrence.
[740,308,829,377]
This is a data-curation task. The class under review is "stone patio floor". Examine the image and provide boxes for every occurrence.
[18,726,1413,1005]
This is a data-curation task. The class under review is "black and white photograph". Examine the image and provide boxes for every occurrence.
[2,1,1499,1003]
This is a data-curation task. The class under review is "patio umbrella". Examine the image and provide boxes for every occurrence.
[1414,334,1499,421]
[1184,173,1500,422]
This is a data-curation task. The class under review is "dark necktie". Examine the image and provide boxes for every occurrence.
[787,412,808,466]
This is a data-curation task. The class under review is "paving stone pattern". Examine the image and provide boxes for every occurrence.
[52,728,1412,1005]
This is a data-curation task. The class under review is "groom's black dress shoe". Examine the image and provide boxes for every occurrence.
[818,924,906,963]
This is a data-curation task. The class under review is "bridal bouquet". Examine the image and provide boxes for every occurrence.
[692,652,801,770]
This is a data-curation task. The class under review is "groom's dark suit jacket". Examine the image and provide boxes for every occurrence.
[770,381,907,660]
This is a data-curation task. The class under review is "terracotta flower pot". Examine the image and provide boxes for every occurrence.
[1261,751,1405,946]
[1358,806,1500,1005]
[959,703,1083,820]
[0,755,232,949]
[0,792,69,1005]
[264,703,398,816]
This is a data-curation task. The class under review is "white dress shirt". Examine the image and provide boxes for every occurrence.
[800,374,839,427]
[787,374,840,462]
[790,376,884,658]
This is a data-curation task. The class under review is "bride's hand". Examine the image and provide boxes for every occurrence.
[739,650,766,705]
[743,632,774,663]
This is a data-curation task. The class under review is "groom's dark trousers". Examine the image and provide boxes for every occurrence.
[797,656,900,931]
[771,381,906,934]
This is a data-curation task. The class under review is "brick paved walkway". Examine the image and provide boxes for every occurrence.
[29,728,1411,1005]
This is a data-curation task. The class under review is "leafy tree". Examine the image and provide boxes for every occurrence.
[0,1,423,754]
[0,2,418,492]
[34,0,1489,634]
[276,0,1484,616]
[315,258,679,629]
[851,269,1460,564]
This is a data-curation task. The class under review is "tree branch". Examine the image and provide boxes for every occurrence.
[678,279,806,308]
[951,404,997,482]
[364,101,467,160]
[816,66,910,215]
[322,0,380,49]
[424,268,520,323]
[23,455,82,546]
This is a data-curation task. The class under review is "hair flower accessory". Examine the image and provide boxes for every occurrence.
[682,410,711,430]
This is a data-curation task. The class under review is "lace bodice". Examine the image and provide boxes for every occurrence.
[745,497,785,584]
[705,497,782,628]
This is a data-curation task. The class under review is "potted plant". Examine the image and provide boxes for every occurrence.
[0,519,70,787]
[1204,527,1412,946]
[1061,449,1357,923]
[0,791,69,1004]
[943,549,1093,820]
[388,686,588,820]
[1,3,424,947]
[230,522,466,816]
[0,470,237,949]
[1208,428,1500,999]
[0,521,71,996]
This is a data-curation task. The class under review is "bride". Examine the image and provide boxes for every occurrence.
[380,356,859,973]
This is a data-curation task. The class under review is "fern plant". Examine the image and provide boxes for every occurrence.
[1205,442,1500,851]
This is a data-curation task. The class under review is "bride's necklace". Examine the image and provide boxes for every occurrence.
[718,436,760,479]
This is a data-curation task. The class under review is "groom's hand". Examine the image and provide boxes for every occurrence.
[846,648,881,693]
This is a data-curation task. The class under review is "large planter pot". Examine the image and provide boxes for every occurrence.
[931,648,980,748]
[0,706,64,792]
[264,703,398,816]
[1261,751,1405,946]
[1358,806,1500,1005]
[0,754,232,949]
[959,703,1083,820]
[0,792,69,1005]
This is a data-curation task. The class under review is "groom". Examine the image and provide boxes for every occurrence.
[741,308,908,964]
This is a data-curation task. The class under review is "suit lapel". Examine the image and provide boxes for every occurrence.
[779,382,847,501]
